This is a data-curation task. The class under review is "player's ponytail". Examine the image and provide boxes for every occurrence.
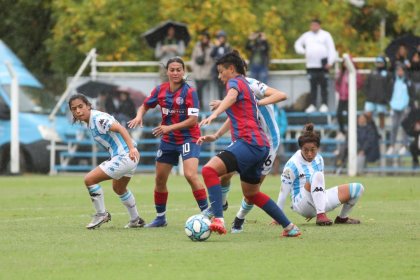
[216,50,247,75]
[298,123,321,148]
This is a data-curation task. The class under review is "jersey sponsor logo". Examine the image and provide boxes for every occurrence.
[162,107,187,115]
[299,173,305,178]
[175,97,184,105]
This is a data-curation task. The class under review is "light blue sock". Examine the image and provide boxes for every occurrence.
[236,198,254,219]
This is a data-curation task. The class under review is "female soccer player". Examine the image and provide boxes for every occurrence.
[276,123,364,225]
[198,51,300,237]
[69,94,144,229]
[128,57,208,227]
[208,75,288,233]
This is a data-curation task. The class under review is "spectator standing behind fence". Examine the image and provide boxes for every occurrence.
[363,56,392,129]
[335,56,363,139]
[155,25,185,82]
[294,19,337,113]
[409,47,420,104]
[390,44,411,72]
[115,91,137,128]
[210,30,232,100]
[357,114,381,175]
[246,32,270,84]
[190,31,214,110]
[387,63,415,156]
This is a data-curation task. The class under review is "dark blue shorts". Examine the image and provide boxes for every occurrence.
[156,141,200,166]
[224,139,269,183]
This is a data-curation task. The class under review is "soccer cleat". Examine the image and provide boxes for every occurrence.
[231,217,245,233]
[282,224,302,237]
[210,218,227,235]
[201,208,214,219]
[124,216,146,228]
[86,211,111,229]
[316,213,333,226]
[144,216,167,228]
[334,216,361,224]
[222,201,229,211]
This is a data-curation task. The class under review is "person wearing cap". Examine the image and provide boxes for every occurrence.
[363,56,393,129]
[210,30,232,99]
[294,19,337,113]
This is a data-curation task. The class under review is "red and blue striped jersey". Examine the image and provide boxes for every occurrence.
[225,76,269,147]
[144,82,200,144]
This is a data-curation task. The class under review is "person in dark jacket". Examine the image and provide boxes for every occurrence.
[402,107,420,169]
[357,113,380,174]
[115,91,137,128]
[363,56,392,129]
[210,30,231,100]
[246,32,270,84]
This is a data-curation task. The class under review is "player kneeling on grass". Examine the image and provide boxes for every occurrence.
[276,123,364,226]
[69,94,145,229]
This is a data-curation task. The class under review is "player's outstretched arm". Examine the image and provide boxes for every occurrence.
[127,105,148,128]
[200,89,237,127]
[110,122,140,162]
[257,87,287,106]
[152,115,198,137]
[197,119,230,145]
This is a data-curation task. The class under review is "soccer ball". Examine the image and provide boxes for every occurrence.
[184,214,212,241]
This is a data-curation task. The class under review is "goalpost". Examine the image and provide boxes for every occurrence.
[343,53,357,176]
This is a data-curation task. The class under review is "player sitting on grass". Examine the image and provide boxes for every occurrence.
[276,123,364,226]
[69,94,145,229]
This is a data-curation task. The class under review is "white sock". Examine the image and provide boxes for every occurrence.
[310,172,327,214]
[119,190,139,220]
[339,183,365,218]
[221,184,230,206]
[87,185,105,214]
[236,198,254,219]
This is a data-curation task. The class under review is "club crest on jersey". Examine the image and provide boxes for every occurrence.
[175,97,184,105]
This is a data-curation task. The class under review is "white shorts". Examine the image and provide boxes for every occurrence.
[99,153,138,180]
[261,144,279,176]
[291,186,342,218]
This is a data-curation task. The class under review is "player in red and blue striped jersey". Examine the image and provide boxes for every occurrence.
[198,51,301,237]
[128,57,208,227]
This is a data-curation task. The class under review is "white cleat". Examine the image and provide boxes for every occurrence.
[86,211,111,229]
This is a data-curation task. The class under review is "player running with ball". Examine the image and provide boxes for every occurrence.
[198,51,300,237]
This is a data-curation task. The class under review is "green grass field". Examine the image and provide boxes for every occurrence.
[0,174,419,279]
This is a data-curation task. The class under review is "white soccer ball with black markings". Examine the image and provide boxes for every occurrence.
[184,214,212,241]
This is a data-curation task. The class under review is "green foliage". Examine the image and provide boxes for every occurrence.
[0,0,418,77]
[0,175,419,279]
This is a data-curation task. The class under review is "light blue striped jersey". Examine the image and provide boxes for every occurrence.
[88,110,136,158]
[246,77,281,150]
[281,150,324,202]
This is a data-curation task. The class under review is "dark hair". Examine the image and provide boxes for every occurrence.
[215,50,247,75]
[311,18,321,24]
[68,93,92,123]
[165,56,185,70]
[298,123,321,148]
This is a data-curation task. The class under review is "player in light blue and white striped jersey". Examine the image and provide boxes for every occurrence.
[207,76,287,232]
[69,94,145,230]
[276,123,364,226]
